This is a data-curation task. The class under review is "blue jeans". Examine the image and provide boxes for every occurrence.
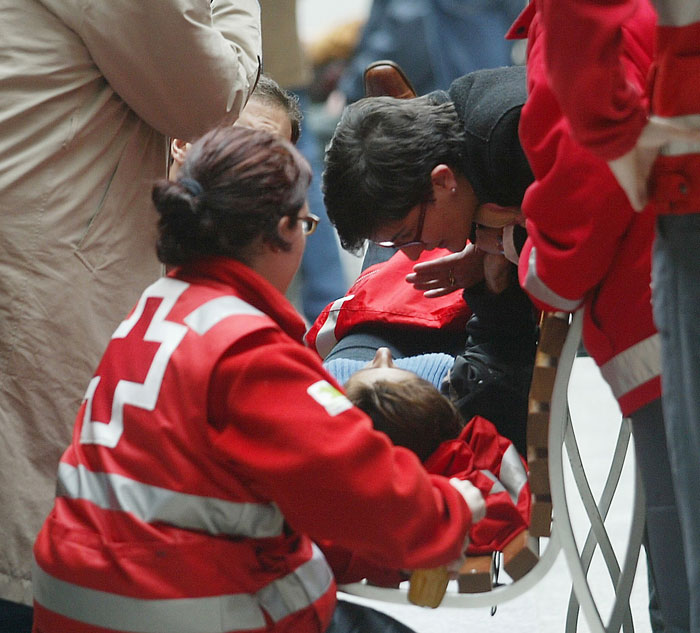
[630,399,689,633]
[652,213,700,631]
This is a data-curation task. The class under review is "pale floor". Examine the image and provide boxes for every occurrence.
[338,357,653,633]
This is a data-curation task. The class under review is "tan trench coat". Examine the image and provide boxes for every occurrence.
[0,0,261,605]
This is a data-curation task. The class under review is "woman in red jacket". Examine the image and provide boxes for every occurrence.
[31,125,484,633]
[518,0,700,629]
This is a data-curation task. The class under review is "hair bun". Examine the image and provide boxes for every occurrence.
[179,177,204,198]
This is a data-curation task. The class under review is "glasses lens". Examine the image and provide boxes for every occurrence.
[302,214,319,236]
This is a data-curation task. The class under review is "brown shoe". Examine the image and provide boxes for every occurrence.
[363,60,417,99]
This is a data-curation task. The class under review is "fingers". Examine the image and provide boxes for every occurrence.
[474,225,504,255]
[423,286,463,298]
[406,271,462,297]
[405,244,487,297]
[411,253,463,274]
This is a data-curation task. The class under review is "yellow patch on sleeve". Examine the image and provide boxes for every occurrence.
[307,380,354,416]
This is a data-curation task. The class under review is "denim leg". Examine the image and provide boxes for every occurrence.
[630,399,689,633]
[652,213,700,631]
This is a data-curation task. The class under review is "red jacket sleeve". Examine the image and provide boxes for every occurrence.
[518,2,655,311]
[208,331,471,572]
[539,0,649,160]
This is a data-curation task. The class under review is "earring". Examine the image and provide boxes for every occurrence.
[451,187,456,193]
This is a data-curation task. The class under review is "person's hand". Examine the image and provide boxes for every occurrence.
[474,225,504,255]
[405,243,486,297]
[608,115,700,211]
[473,202,522,229]
[483,252,511,294]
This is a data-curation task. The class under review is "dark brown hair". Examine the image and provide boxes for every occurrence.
[152,126,311,266]
[252,74,303,145]
[345,374,464,462]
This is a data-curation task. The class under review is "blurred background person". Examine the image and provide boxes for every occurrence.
[259,0,348,324]
[331,0,526,111]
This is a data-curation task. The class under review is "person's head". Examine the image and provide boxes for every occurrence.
[323,95,478,257]
[235,74,303,144]
[153,125,315,293]
[169,75,302,179]
[344,347,464,462]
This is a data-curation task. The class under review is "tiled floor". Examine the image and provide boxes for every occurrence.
[338,357,653,633]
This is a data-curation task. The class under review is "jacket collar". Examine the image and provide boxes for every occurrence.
[172,256,307,343]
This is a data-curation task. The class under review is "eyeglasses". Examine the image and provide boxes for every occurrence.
[301,213,320,236]
[374,201,428,249]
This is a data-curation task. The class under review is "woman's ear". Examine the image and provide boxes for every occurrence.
[277,214,295,237]
[170,138,190,168]
[263,215,295,253]
[430,164,458,193]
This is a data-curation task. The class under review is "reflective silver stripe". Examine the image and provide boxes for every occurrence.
[57,462,284,538]
[654,0,700,27]
[659,115,700,156]
[478,446,527,507]
[523,247,582,312]
[185,295,266,335]
[314,295,355,359]
[33,559,265,633]
[599,333,661,401]
[33,546,333,633]
[499,444,528,505]
[256,544,334,622]
[479,469,506,496]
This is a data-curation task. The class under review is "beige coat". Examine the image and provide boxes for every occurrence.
[0,0,260,605]
[259,0,313,89]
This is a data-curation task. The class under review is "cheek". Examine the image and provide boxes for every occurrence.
[293,233,307,266]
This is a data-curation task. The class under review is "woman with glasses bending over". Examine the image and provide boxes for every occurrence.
[31,125,485,633]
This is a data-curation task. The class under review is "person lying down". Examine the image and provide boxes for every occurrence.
[319,347,530,587]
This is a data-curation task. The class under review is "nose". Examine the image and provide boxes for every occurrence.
[370,347,395,368]
[400,244,426,261]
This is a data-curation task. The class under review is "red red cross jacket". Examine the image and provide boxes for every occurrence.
[507,1,662,417]
[535,0,700,216]
[32,257,475,633]
[321,416,530,586]
[305,249,471,358]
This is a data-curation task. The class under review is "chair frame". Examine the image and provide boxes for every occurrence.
[339,309,646,633]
